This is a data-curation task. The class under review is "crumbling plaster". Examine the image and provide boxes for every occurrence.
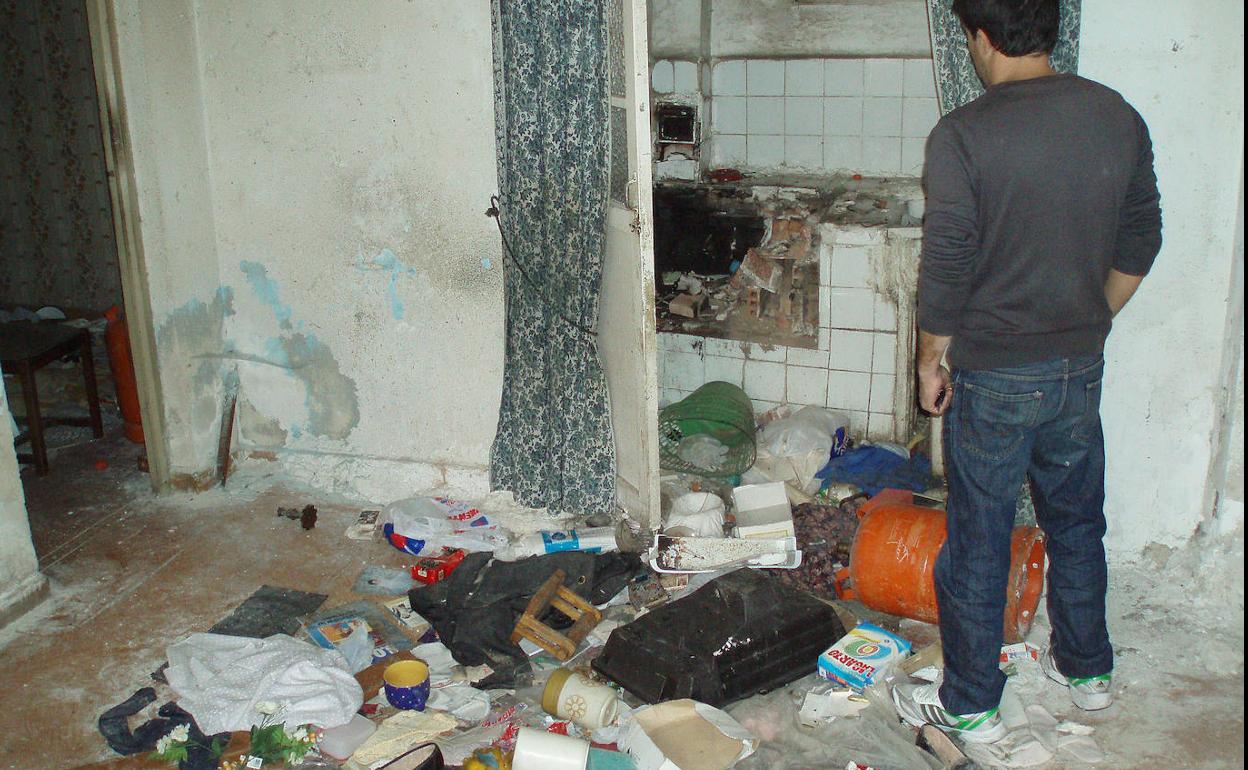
[649,0,930,61]
[1080,0,1244,556]
[112,0,504,501]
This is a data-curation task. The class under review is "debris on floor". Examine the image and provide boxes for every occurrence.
[77,393,1117,770]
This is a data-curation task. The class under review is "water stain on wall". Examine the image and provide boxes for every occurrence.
[237,260,360,440]
[356,248,417,320]
[278,332,359,439]
[237,397,288,447]
[154,288,235,467]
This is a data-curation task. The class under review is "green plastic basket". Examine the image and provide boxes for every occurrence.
[658,381,757,478]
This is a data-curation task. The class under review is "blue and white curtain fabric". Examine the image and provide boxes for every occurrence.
[489,0,617,517]
[927,0,1082,115]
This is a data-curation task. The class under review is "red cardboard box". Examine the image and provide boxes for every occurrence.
[411,548,467,585]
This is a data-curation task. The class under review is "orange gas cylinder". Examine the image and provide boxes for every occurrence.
[834,489,1046,643]
[103,305,144,444]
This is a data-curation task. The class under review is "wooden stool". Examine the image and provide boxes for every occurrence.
[510,568,602,661]
[1,323,105,475]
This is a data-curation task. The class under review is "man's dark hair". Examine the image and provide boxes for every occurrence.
[951,0,1060,56]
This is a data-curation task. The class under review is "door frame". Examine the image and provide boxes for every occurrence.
[84,0,172,490]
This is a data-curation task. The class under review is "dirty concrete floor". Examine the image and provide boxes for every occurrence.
[0,430,1243,769]
[0,433,413,769]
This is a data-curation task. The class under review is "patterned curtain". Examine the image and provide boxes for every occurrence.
[489,0,617,517]
[927,0,1082,115]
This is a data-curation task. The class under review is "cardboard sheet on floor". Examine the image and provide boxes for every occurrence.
[621,699,757,770]
[209,585,328,638]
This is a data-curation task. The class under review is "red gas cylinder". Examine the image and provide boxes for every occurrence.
[834,489,1046,643]
[103,305,144,444]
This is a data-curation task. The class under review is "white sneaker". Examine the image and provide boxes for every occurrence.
[892,682,1008,744]
[1042,647,1113,711]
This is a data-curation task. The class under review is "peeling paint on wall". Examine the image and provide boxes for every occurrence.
[278,332,359,439]
[240,260,293,329]
[155,288,235,470]
[237,397,288,447]
[235,261,360,440]
[356,248,418,320]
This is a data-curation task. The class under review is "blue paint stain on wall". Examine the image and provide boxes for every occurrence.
[240,260,293,329]
[356,249,418,320]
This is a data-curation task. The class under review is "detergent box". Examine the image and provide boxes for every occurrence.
[817,622,912,691]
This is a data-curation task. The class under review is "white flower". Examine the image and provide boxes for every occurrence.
[169,724,190,743]
[255,700,280,715]
[291,726,308,742]
[155,736,171,755]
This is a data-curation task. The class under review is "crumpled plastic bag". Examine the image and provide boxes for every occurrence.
[380,496,513,554]
[760,406,849,458]
[165,633,362,734]
[665,492,727,537]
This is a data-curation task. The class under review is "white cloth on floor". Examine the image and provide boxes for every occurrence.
[165,633,363,734]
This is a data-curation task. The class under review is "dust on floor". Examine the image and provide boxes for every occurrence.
[0,431,1242,770]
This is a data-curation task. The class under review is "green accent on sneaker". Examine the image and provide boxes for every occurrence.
[947,708,999,731]
[1069,674,1111,686]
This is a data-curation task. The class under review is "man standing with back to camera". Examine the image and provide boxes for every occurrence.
[891,0,1163,742]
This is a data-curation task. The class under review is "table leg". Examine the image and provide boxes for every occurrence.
[79,330,105,438]
[18,362,49,475]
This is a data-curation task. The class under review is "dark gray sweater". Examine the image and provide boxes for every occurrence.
[917,74,1162,370]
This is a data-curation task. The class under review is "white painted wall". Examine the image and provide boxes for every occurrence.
[112,0,503,500]
[0,390,42,616]
[112,0,228,482]
[1080,0,1245,555]
[649,0,930,59]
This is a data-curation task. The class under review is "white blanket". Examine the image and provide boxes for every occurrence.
[165,633,363,734]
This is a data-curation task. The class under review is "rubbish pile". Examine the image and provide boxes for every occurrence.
[657,207,820,341]
[84,390,1100,770]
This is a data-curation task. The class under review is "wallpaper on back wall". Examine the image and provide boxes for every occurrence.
[927,0,1081,115]
[0,0,120,314]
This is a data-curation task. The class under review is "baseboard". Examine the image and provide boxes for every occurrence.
[0,572,50,631]
[243,447,491,503]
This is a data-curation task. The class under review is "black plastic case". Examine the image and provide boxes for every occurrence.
[592,568,847,707]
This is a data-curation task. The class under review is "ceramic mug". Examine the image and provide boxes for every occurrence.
[384,659,431,711]
[542,669,620,730]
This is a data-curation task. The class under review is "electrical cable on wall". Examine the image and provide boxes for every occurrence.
[485,195,598,337]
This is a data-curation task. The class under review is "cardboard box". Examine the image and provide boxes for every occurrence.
[817,622,912,691]
[730,482,795,540]
[410,548,466,585]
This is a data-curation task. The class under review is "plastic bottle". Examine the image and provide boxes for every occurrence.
[495,527,619,561]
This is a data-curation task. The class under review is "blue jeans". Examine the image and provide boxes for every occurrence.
[936,355,1114,714]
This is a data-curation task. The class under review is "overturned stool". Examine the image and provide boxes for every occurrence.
[510,568,601,661]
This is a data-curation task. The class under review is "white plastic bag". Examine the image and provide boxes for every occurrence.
[760,406,849,458]
[664,492,727,537]
[380,496,512,554]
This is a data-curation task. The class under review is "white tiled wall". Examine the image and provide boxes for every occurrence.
[700,57,939,177]
[657,225,921,441]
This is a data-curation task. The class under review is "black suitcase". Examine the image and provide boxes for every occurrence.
[592,568,847,707]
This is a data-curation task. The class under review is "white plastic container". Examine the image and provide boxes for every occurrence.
[496,528,619,561]
[317,714,377,760]
[512,727,590,770]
